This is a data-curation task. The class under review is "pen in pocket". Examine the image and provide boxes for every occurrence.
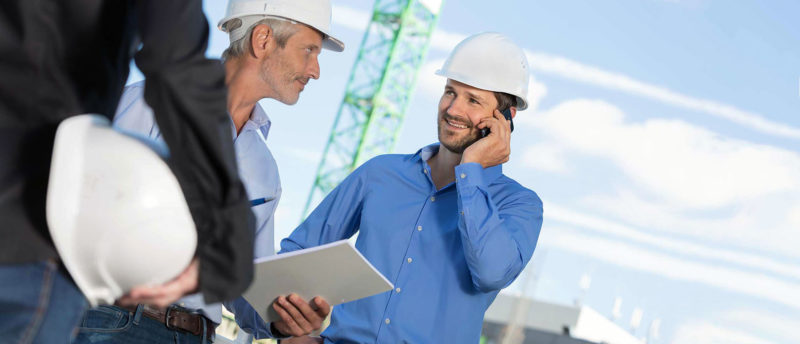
[250,197,275,207]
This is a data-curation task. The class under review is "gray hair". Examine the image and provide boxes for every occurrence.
[221,17,300,60]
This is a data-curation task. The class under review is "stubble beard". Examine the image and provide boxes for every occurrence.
[437,113,480,154]
[261,54,303,105]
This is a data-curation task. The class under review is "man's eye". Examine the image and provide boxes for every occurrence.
[469,98,479,104]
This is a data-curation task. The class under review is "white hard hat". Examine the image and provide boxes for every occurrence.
[436,32,530,110]
[46,114,197,307]
[218,0,344,52]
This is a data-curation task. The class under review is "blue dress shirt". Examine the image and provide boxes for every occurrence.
[112,81,282,326]
[276,144,543,343]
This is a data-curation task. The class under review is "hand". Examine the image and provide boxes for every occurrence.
[461,109,512,168]
[272,294,331,337]
[117,257,199,309]
[280,336,324,344]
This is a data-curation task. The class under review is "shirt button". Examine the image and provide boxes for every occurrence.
[460,173,466,179]
[396,288,402,293]
[430,196,436,202]
[423,169,428,174]
[417,225,422,231]
[407,257,413,263]
[385,318,391,324]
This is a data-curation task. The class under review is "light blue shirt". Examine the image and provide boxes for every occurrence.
[273,144,543,343]
[113,81,282,324]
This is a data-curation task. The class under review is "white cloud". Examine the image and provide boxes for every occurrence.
[523,52,800,140]
[668,309,800,344]
[417,59,447,96]
[522,143,569,173]
[331,4,371,32]
[546,202,800,280]
[671,322,775,344]
[429,30,467,54]
[518,98,800,259]
[525,76,548,112]
[542,227,800,311]
[787,203,800,229]
[721,309,800,343]
[579,189,800,260]
[523,99,800,209]
[332,4,800,140]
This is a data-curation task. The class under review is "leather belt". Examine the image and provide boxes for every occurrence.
[119,304,215,336]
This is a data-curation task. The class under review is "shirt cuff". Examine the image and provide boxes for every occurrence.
[455,162,488,189]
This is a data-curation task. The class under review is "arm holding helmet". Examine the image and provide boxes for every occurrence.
[121,0,254,305]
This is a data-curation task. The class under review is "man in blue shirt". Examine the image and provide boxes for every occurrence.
[277,32,544,343]
[73,0,344,343]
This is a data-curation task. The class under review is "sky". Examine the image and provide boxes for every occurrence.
[128,1,800,343]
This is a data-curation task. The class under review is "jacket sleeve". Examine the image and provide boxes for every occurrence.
[133,0,254,303]
[454,163,543,292]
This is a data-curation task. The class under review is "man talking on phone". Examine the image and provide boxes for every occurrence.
[276,32,544,344]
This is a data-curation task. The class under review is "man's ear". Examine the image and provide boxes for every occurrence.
[509,106,517,119]
[250,24,274,59]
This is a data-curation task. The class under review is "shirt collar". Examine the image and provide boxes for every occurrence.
[229,102,273,140]
[416,143,504,182]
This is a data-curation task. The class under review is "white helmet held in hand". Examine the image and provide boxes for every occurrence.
[218,0,345,52]
[436,32,530,110]
[46,114,197,307]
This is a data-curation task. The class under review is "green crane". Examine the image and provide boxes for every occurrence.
[302,0,443,218]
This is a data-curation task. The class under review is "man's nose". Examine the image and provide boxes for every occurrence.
[446,98,464,117]
[308,56,320,80]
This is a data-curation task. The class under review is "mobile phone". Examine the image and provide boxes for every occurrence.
[480,108,514,137]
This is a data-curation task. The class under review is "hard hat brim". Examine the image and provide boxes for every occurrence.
[322,35,344,52]
[217,15,345,52]
[435,71,529,111]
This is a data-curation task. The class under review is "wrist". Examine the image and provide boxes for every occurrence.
[460,154,477,166]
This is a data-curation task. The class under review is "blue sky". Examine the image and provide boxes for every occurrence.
[129,1,800,343]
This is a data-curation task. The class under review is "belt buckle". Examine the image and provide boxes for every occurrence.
[165,305,204,336]
[164,305,180,331]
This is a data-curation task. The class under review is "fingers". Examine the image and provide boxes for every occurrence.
[493,109,511,137]
[273,299,307,336]
[116,259,199,309]
[288,294,324,331]
[274,295,315,336]
[312,297,331,318]
[120,285,174,308]
[479,114,509,138]
[272,294,330,337]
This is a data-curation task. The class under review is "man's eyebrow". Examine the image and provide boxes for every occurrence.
[464,90,487,102]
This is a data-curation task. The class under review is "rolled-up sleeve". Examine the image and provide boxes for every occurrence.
[133,0,254,303]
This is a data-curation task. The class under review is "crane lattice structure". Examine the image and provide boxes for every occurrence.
[302,0,443,218]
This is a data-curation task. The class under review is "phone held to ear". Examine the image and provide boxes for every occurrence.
[480,108,514,138]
